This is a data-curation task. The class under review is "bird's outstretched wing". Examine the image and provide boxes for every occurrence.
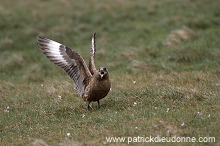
[38,36,92,96]
[89,33,97,75]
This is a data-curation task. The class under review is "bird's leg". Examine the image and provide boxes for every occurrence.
[87,102,92,111]
[97,100,100,109]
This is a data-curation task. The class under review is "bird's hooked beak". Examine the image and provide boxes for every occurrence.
[100,71,105,79]
[99,67,108,79]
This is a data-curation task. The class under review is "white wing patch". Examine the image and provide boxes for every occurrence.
[91,37,95,54]
[41,39,71,65]
[38,37,83,96]
[90,33,96,56]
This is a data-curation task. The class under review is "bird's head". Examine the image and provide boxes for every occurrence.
[98,67,108,79]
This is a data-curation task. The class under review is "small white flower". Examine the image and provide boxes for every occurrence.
[181,122,185,126]
[166,108,170,112]
[133,80,136,84]
[197,112,202,115]
[82,114,85,118]
[208,114,211,117]
[135,126,138,129]
[58,95,62,99]
[4,110,9,113]
[67,133,71,136]
[133,102,137,106]
[4,106,10,113]
[154,107,158,109]
[41,84,44,87]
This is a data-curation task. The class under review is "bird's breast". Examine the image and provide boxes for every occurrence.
[84,78,111,101]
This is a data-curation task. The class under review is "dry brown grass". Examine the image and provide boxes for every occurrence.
[28,139,49,146]
[127,60,148,72]
[165,26,197,46]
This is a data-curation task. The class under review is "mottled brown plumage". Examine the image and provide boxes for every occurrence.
[37,33,111,110]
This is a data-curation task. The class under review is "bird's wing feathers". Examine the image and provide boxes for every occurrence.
[91,33,96,55]
[89,33,97,74]
[38,36,92,96]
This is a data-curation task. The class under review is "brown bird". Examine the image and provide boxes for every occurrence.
[37,33,111,110]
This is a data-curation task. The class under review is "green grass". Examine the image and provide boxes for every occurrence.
[0,0,220,145]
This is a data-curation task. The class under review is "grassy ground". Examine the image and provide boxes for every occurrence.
[0,0,220,145]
